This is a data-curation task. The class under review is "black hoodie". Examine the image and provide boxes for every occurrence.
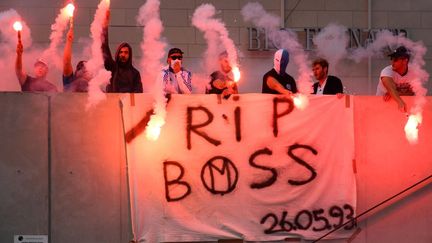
[102,28,143,93]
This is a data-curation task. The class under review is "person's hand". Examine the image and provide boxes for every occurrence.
[222,88,231,98]
[103,9,110,28]
[171,60,182,74]
[226,83,236,94]
[164,83,177,94]
[383,92,391,101]
[66,27,74,42]
[397,99,407,113]
[212,79,226,90]
[336,93,344,99]
[16,42,23,55]
[283,89,293,96]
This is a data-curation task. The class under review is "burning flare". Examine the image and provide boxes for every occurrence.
[146,114,165,141]
[232,66,241,82]
[13,21,22,31]
[404,113,422,144]
[293,93,309,110]
[137,0,168,141]
[65,3,75,18]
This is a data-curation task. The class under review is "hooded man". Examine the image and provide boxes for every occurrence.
[102,10,142,93]
[262,49,297,94]
[162,48,192,94]
[15,41,57,92]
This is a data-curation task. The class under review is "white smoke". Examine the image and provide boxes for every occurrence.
[201,31,220,75]
[241,2,313,94]
[0,9,32,91]
[137,0,167,92]
[86,0,112,110]
[241,3,279,28]
[313,23,349,73]
[137,0,168,141]
[192,4,240,74]
[41,4,71,71]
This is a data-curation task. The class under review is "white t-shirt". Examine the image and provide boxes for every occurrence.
[376,65,415,95]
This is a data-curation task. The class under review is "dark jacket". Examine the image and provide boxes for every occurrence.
[102,28,142,93]
[262,68,297,94]
[312,75,343,95]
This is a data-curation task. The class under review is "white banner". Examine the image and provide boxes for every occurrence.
[122,94,356,242]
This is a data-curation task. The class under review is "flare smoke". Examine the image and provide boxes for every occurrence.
[137,0,168,141]
[41,5,71,70]
[241,2,313,94]
[86,0,112,110]
[192,4,239,75]
[137,0,167,92]
[313,24,349,73]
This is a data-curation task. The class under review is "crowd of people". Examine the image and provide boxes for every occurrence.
[14,10,415,112]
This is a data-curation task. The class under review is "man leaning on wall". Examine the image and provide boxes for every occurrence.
[376,46,415,112]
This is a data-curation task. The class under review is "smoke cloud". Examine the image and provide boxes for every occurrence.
[137,0,167,93]
[41,4,71,71]
[137,0,168,141]
[192,4,239,72]
[241,2,313,94]
[86,0,112,110]
[192,3,241,92]
[312,23,349,74]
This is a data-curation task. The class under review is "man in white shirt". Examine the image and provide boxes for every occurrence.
[162,48,192,94]
[376,46,415,112]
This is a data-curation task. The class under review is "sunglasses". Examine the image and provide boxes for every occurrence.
[170,55,183,60]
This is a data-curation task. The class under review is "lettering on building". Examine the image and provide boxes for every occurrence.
[247,27,408,51]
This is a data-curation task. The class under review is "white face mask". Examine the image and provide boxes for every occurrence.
[170,59,182,71]
[273,49,289,75]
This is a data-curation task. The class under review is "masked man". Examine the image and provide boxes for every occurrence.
[162,48,192,94]
[262,49,297,94]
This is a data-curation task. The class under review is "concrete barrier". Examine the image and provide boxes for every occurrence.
[0,93,430,243]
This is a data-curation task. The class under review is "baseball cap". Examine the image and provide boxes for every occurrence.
[34,58,48,67]
[388,46,410,59]
[168,48,183,57]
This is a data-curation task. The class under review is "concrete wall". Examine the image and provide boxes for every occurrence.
[0,93,131,243]
[0,93,431,243]
[0,0,431,95]
[353,96,432,243]
[0,93,49,241]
